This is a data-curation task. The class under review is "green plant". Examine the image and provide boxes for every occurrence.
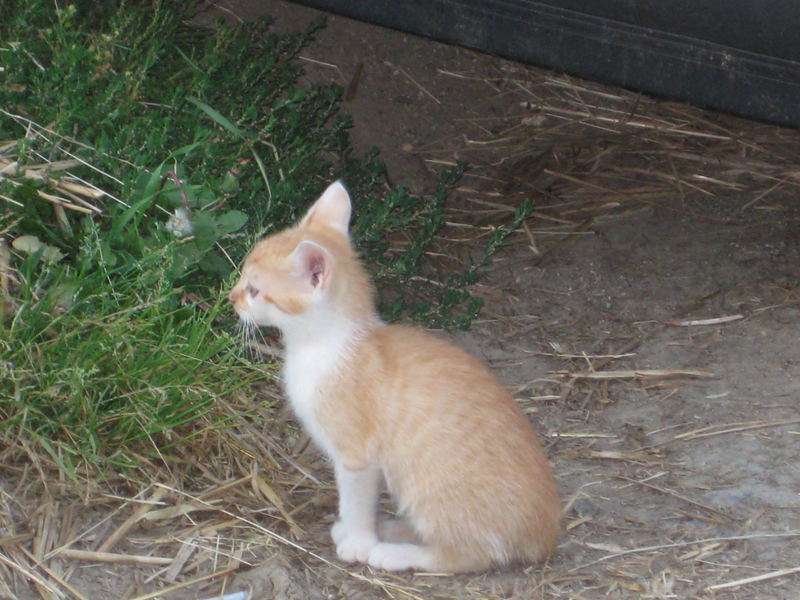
[2,268,266,477]
[0,0,526,476]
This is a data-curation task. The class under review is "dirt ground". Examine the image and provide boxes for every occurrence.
[3,1,799,599]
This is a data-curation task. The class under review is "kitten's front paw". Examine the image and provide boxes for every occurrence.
[331,520,348,545]
[331,521,377,563]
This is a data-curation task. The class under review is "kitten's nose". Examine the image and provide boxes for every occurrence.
[228,288,241,305]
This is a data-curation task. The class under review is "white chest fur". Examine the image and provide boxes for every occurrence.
[282,332,353,460]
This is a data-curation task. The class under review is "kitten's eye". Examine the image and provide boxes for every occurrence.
[246,283,259,298]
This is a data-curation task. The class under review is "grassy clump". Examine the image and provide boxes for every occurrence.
[3,256,244,475]
[0,1,498,476]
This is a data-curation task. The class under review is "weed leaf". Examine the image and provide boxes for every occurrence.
[215,210,248,235]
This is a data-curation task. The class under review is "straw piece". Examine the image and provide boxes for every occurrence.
[165,538,196,582]
[666,314,744,326]
[55,180,105,202]
[97,487,168,553]
[197,475,251,501]
[393,63,441,104]
[251,470,303,538]
[0,551,64,599]
[562,368,714,380]
[23,159,82,172]
[18,547,90,600]
[142,500,221,521]
[0,160,18,175]
[706,565,800,591]
[584,450,655,463]
[671,418,800,442]
[35,191,93,214]
[56,548,172,565]
[0,533,33,547]
[0,193,24,208]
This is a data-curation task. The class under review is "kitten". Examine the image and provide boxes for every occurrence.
[229,181,561,572]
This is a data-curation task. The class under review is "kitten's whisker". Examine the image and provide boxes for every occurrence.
[233,320,249,347]
[234,319,281,360]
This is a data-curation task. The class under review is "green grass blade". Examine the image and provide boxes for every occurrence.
[187,97,247,139]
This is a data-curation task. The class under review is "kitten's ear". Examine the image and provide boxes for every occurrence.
[299,181,352,234]
[292,240,331,292]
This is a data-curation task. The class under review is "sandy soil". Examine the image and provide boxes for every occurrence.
[3,2,799,599]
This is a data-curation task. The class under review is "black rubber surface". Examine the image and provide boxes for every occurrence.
[292,0,800,127]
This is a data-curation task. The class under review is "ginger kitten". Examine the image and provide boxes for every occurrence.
[229,182,561,572]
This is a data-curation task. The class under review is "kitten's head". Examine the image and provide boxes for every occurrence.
[229,181,374,333]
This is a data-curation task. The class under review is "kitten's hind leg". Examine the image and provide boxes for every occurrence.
[377,518,419,544]
[368,542,493,573]
[367,542,435,572]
